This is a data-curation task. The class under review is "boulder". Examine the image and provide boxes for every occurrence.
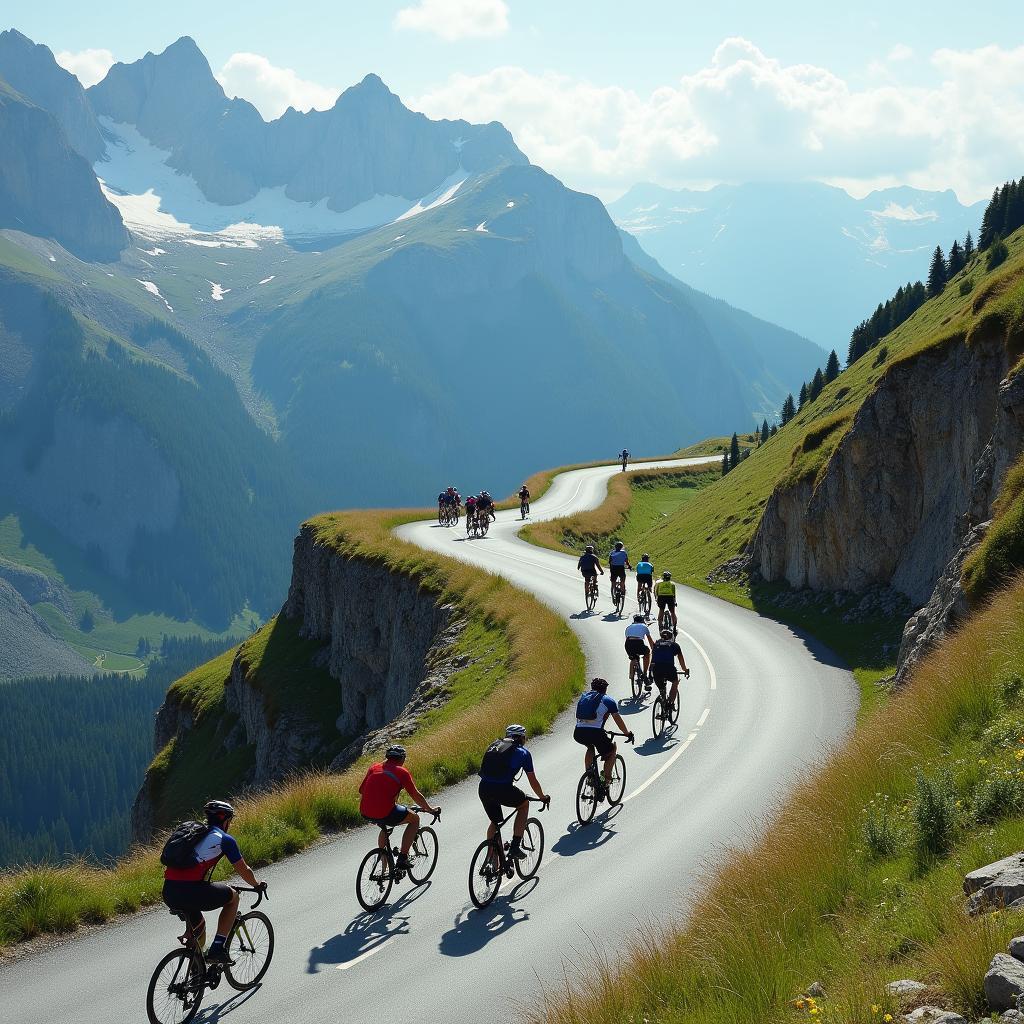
[903,1007,966,1024]
[965,854,1024,913]
[1011,936,1024,963]
[887,980,927,997]
[986,953,1024,1011]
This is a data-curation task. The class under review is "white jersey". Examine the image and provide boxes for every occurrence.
[624,622,651,640]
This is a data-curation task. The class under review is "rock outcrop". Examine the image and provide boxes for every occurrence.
[964,852,1024,913]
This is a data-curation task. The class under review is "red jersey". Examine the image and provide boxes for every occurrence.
[359,760,414,818]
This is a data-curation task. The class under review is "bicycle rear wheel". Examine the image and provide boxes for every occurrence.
[607,755,626,805]
[225,911,274,990]
[630,661,643,700]
[356,848,393,912]
[516,817,545,879]
[408,826,439,884]
[147,949,205,1024]
[639,588,651,617]
[469,840,501,908]
[613,584,625,616]
[575,770,599,824]
[652,696,667,738]
[585,581,597,611]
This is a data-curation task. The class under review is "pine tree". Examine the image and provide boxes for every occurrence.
[980,186,1001,250]
[798,382,808,409]
[729,432,740,467]
[825,349,840,383]
[780,393,796,425]
[927,245,948,297]
[721,453,730,476]
[760,418,770,445]
[809,367,825,402]
[964,230,975,261]
[770,423,778,437]
[947,238,964,277]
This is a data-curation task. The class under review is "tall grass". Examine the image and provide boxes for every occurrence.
[533,578,1024,1024]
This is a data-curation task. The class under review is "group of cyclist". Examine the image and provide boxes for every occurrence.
[438,483,533,531]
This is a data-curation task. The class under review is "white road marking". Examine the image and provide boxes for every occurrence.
[336,937,394,970]
[696,707,710,728]
[623,730,698,804]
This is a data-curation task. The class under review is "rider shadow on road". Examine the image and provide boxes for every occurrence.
[551,807,622,858]
[634,732,679,757]
[306,882,431,973]
[438,877,538,958]
[194,986,263,1023]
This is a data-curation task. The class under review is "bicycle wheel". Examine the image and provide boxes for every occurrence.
[639,588,651,617]
[469,840,501,909]
[613,585,625,616]
[585,582,597,611]
[408,826,439,883]
[652,696,667,738]
[356,848,394,912]
[147,949,205,1024]
[575,770,599,824]
[225,911,274,990]
[479,516,490,537]
[607,755,626,805]
[630,662,643,700]
[516,817,545,879]
[671,688,681,724]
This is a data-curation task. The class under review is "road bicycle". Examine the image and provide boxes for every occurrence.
[356,807,440,912]
[477,510,491,537]
[575,733,628,824]
[611,575,626,616]
[629,654,650,700]
[651,681,681,738]
[637,582,652,618]
[146,885,273,1024]
[658,601,674,634]
[468,798,546,909]
[584,575,599,611]
[520,498,530,519]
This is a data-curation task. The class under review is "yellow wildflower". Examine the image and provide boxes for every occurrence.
[871,1005,880,1015]
[884,1015,893,1022]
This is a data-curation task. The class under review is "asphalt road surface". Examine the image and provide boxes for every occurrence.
[2,458,857,1024]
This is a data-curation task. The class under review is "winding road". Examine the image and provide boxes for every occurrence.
[2,458,857,1024]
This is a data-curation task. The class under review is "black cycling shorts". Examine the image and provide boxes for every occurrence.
[362,804,409,828]
[573,726,614,757]
[478,781,527,824]
[637,576,653,588]
[163,880,234,928]
[652,664,678,685]
[609,565,626,581]
[624,637,647,658]
[656,595,676,609]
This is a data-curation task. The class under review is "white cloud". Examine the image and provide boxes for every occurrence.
[216,53,339,120]
[394,0,509,41]
[888,43,914,62]
[55,48,115,87]
[411,38,1024,203]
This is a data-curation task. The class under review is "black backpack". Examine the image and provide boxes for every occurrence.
[480,738,516,779]
[160,820,212,869]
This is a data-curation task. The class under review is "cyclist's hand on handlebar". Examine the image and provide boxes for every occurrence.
[542,795,551,810]
[627,731,636,745]
[684,668,691,679]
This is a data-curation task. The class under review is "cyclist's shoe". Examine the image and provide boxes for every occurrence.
[395,853,413,871]
[205,946,234,966]
[508,844,527,861]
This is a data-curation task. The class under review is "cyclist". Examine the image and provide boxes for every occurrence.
[478,725,549,861]
[465,493,477,532]
[162,800,265,965]
[437,489,448,516]
[518,483,531,513]
[577,544,604,604]
[624,613,655,688]
[573,678,634,797]
[359,745,439,871]
[477,490,495,522]
[635,552,654,605]
[608,541,632,597]
[620,448,630,471]
[654,570,678,632]
[650,628,690,708]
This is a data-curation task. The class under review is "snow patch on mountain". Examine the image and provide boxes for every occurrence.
[136,279,173,311]
[209,282,229,301]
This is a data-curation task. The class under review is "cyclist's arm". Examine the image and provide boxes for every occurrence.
[406,782,439,815]
[231,856,260,889]
[676,651,690,675]
[625,559,633,571]
[610,713,634,740]
[645,633,655,651]
[524,770,548,802]
[597,558,604,574]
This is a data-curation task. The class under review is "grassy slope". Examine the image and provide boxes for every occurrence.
[537,576,1024,1024]
[0,504,584,947]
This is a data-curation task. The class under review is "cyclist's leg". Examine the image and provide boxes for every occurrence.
[398,807,420,857]
[377,826,388,851]
[212,885,239,949]
[602,744,617,784]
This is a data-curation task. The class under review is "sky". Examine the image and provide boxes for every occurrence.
[7,0,1024,202]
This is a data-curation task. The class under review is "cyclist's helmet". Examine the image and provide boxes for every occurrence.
[505,724,527,742]
[662,570,672,579]
[204,799,235,824]
[591,677,609,692]
[642,553,650,561]
[385,744,407,762]
[660,628,674,639]
[633,614,644,623]
[585,544,595,554]
[614,541,624,550]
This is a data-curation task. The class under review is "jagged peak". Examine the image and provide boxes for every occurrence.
[331,72,399,109]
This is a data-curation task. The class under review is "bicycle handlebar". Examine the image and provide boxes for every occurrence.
[412,806,441,821]
[232,883,268,908]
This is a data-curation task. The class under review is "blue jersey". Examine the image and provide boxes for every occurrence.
[636,560,653,578]
[578,552,600,575]
[479,742,534,784]
[575,690,618,729]
[608,549,629,567]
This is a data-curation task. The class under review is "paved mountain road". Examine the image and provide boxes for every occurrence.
[2,459,857,1024]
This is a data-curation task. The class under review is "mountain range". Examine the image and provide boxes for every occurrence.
[608,181,985,350]
[0,28,822,679]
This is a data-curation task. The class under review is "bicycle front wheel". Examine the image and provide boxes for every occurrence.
[607,755,626,805]
[225,911,274,990]
[469,840,501,909]
[356,848,394,912]
[652,696,667,738]
[516,817,545,879]
[671,689,681,724]
[147,949,205,1024]
[408,826,439,883]
[575,770,598,824]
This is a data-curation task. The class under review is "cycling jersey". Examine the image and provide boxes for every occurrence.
[437,492,446,504]
[479,740,534,784]
[578,553,600,575]
[359,759,415,819]
[608,549,629,567]
[163,826,242,882]
[624,622,652,640]
[651,639,682,665]
[654,579,676,597]
[575,690,618,730]
[636,561,653,578]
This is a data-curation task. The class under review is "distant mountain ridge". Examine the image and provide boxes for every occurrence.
[608,180,985,349]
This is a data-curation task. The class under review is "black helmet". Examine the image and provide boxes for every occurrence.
[204,800,235,824]
[385,744,407,762]
[662,570,672,579]
[591,677,609,692]
[632,614,644,623]
[642,553,650,561]
[585,544,595,554]
[614,541,624,550]
[660,628,673,639]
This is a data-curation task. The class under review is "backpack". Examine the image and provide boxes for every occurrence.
[480,738,516,779]
[576,689,606,721]
[160,820,212,868]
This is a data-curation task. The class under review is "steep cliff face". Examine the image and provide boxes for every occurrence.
[750,333,1012,606]
[131,524,467,840]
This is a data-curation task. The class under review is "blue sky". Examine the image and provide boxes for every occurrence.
[6,0,1024,201]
